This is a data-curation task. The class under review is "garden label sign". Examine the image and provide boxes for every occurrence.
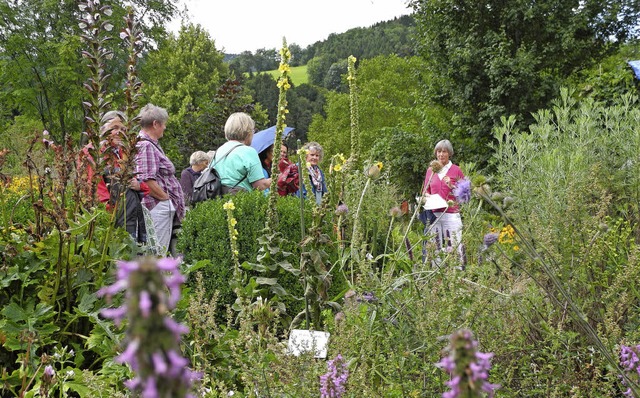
[287,329,330,358]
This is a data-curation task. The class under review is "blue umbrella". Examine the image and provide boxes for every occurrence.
[250,125,294,154]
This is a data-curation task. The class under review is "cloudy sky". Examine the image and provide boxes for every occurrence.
[170,0,412,53]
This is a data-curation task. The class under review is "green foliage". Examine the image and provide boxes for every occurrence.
[310,55,450,194]
[178,191,341,319]
[0,0,178,143]
[411,0,640,165]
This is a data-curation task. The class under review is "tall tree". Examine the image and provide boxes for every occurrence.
[0,0,179,143]
[409,0,640,164]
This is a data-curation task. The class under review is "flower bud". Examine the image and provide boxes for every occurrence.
[429,160,443,174]
[389,206,403,218]
[335,204,349,216]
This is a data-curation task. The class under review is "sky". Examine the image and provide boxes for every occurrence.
[169,0,413,54]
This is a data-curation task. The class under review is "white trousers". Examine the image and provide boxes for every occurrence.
[149,200,175,255]
[431,212,466,265]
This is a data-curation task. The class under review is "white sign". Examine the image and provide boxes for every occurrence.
[287,329,330,358]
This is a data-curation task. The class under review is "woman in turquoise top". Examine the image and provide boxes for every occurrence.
[210,112,271,193]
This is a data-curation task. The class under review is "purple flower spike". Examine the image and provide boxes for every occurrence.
[438,329,499,398]
[483,232,499,247]
[453,178,472,204]
[320,354,349,398]
[139,291,152,318]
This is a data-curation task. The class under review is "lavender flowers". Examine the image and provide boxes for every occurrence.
[453,178,472,204]
[98,257,200,398]
[437,329,500,398]
[320,354,349,398]
[620,344,640,397]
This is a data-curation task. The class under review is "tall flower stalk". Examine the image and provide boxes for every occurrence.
[266,38,292,231]
[98,257,201,398]
[346,55,360,171]
[349,162,383,285]
[77,0,115,208]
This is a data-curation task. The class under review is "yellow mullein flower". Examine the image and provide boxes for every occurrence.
[333,164,342,172]
[223,200,235,211]
[375,161,383,171]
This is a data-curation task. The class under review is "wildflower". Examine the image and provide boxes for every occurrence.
[333,164,342,172]
[483,233,499,248]
[437,329,500,398]
[319,354,349,398]
[389,206,403,218]
[98,257,200,397]
[357,291,377,303]
[620,344,640,396]
[43,365,55,379]
[453,178,472,204]
[223,200,235,211]
[335,203,349,216]
[429,160,443,173]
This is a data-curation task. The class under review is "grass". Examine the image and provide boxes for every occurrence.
[263,64,308,86]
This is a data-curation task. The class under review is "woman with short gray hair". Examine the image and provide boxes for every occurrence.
[300,141,327,205]
[181,151,211,206]
[422,139,466,269]
[210,112,271,192]
[135,103,185,255]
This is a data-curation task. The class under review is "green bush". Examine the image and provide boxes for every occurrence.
[178,191,345,319]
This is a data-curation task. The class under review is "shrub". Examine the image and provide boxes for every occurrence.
[178,191,344,319]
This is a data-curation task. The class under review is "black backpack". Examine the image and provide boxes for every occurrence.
[191,144,243,205]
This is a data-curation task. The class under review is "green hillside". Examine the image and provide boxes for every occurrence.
[264,65,308,86]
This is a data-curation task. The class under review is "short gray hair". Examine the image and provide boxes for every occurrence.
[138,104,169,128]
[434,139,454,157]
[100,110,126,125]
[189,151,210,166]
[100,110,126,134]
[303,141,324,162]
[224,112,255,141]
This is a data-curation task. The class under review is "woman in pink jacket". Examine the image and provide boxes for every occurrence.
[422,139,466,269]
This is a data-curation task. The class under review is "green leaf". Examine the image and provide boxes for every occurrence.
[256,277,278,286]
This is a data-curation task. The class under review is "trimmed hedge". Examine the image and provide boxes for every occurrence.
[177,190,344,319]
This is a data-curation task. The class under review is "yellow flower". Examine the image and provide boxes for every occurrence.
[513,245,520,251]
[233,250,239,256]
[306,162,311,168]
[375,161,383,171]
[230,218,237,227]
[337,154,346,163]
[279,64,291,74]
[223,200,235,210]
[333,164,342,172]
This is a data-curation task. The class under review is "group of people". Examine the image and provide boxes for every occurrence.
[99,106,330,256]
[99,104,465,267]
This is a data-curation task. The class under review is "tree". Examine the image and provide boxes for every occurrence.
[309,55,450,195]
[0,0,179,143]
[140,23,232,165]
[409,0,640,164]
